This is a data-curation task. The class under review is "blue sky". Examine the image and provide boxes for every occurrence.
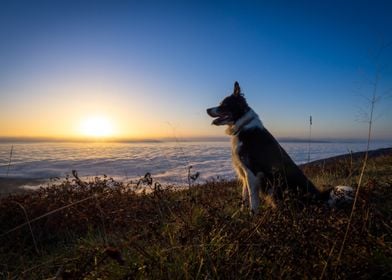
[0,0,391,140]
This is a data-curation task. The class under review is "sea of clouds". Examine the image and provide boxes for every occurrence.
[1,140,391,188]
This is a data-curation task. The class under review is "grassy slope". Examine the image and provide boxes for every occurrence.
[0,150,391,279]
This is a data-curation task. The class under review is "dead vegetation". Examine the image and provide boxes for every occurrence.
[0,150,391,279]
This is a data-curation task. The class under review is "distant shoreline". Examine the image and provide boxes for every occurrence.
[301,147,392,167]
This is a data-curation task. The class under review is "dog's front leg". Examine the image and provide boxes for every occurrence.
[246,170,260,214]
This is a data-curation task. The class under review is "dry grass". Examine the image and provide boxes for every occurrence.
[0,151,391,279]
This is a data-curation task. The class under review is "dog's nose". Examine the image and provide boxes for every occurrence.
[207,107,220,118]
[206,108,218,117]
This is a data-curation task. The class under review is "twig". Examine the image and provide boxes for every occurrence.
[12,201,40,255]
[0,195,96,238]
[6,145,14,176]
[320,239,338,279]
[336,66,379,264]
[325,42,391,274]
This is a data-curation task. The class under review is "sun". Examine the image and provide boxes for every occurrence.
[79,116,114,138]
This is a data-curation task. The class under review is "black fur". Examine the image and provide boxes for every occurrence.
[237,127,328,200]
[207,81,330,204]
[207,83,250,125]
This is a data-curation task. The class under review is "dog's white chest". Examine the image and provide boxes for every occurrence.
[231,136,246,179]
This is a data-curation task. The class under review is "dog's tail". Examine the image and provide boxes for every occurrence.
[323,185,354,207]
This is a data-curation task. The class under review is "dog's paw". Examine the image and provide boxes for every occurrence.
[328,185,355,207]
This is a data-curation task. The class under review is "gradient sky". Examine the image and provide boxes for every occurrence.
[1,0,391,140]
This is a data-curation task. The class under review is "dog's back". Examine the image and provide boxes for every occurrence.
[236,126,328,200]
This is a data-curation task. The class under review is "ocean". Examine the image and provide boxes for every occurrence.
[1,140,391,187]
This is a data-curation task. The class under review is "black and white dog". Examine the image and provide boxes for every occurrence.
[207,82,353,213]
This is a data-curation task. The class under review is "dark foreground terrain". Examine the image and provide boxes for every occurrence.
[0,148,391,279]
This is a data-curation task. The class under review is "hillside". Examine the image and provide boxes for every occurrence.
[0,149,391,279]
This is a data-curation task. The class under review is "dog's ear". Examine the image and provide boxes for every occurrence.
[233,81,241,96]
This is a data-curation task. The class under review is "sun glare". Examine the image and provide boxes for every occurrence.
[79,116,114,138]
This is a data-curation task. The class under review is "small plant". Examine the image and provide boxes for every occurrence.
[6,145,13,176]
[187,165,200,188]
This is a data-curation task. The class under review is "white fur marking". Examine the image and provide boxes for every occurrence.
[243,116,263,131]
[226,109,264,135]
[245,168,260,213]
[229,109,266,213]
[328,185,354,207]
[231,136,244,179]
[231,135,263,213]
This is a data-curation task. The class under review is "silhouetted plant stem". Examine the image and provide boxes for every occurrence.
[6,145,13,177]
[307,115,312,163]
[337,68,379,264]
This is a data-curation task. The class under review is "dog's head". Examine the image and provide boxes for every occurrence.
[207,81,250,126]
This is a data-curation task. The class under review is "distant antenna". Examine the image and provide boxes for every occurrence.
[6,145,13,176]
[307,116,312,163]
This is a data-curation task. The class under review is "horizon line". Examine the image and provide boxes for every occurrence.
[0,136,391,144]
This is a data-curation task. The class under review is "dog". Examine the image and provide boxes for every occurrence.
[207,82,353,213]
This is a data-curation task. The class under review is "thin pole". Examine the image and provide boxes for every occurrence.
[6,145,14,176]
[307,116,312,163]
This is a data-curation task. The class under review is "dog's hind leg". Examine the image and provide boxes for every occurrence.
[241,178,249,210]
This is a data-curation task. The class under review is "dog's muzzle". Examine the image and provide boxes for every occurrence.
[207,107,232,125]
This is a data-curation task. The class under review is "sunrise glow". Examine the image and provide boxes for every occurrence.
[0,1,391,141]
[79,116,115,138]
